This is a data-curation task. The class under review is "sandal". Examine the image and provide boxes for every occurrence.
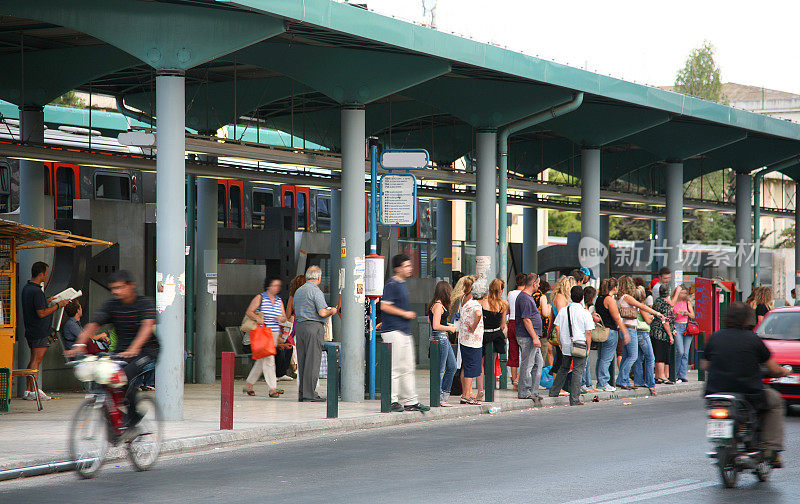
[440,401,453,407]
[648,387,658,396]
[243,387,255,396]
[476,390,485,401]
[268,390,282,398]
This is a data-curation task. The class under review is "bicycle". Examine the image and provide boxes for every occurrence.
[68,354,163,478]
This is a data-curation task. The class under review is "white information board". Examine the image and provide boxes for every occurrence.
[380,174,417,227]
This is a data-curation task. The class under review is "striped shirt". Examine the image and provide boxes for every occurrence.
[260,291,284,337]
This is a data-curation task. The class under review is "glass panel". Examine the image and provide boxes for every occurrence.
[56,166,75,219]
[94,173,130,201]
[217,184,226,227]
[229,185,242,228]
[297,192,307,231]
[283,191,294,208]
[317,196,331,232]
[252,189,274,230]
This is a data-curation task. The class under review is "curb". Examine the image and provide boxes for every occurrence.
[0,381,704,481]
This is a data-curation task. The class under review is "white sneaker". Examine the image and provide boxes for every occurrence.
[37,389,51,401]
[580,386,589,394]
[277,375,294,382]
[22,390,37,401]
[601,385,617,392]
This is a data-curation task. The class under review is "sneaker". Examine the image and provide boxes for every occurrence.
[22,390,37,401]
[277,375,294,382]
[404,403,430,412]
[601,385,617,392]
[119,425,141,443]
[37,389,51,401]
[390,402,405,412]
[677,378,689,383]
[580,386,589,394]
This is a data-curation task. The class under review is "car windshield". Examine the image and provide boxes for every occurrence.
[756,312,800,341]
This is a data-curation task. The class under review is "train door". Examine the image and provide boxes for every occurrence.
[251,187,275,230]
[280,185,310,231]
[45,162,80,219]
[217,179,245,228]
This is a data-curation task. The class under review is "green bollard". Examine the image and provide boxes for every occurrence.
[697,332,705,382]
[499,352,508,390]
[380,342,392,413]
[326,344,339,419]
[429,339,441,407]
[484,343,494,402]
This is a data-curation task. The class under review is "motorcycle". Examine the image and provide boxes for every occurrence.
[705,393,777,488]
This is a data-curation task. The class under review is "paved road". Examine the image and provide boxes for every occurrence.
[3,393,800,503]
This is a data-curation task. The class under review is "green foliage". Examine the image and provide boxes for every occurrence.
[548,210,580,237]
[674,40,727,104]
[609,217,651,240]
[50,91,85,108]
[776,225,795,249]
[684,211,735,244]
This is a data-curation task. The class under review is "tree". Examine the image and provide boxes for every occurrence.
[50,91,85,108]
[548,210,581,237]
[610,216,651,240]
[674,40,727,104]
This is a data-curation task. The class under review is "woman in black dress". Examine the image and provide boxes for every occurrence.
[477,278,508,400]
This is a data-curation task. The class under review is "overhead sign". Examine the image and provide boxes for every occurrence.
[380,173,417,227]
[380,149,429,170]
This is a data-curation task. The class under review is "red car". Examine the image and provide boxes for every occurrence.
[755,306,800,403]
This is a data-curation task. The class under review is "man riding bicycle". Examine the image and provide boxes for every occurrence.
[67,270,158,435]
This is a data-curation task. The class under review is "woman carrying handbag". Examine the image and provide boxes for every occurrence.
[243,276,290,398]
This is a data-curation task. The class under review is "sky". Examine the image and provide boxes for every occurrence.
[361,0,800,95]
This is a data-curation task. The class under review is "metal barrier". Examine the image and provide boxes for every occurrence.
[429,339,441,407]
[697,332,706,382]
[380,342,392,412]
[220,351,234,430]
[668,338,677,383]
[483,343,494,402]
[498,352,508,390]
[325,343,339,418]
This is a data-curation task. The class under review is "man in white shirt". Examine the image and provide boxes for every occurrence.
[651,267,671,301]
[548,285,595,405]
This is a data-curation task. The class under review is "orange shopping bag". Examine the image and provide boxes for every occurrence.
[250,325,276,359]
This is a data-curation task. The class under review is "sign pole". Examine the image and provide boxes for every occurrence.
[369,143,379,399]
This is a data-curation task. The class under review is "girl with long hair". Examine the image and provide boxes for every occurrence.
[672,285,696,382]
[427,281,458,407]
[754,286,774,325]
[615,275,665,390]
[477,278,509,399]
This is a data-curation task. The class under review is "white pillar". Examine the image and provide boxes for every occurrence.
[436,187,452,280]
[522,201,538,274]
[195,166,217,384]
[340,106,366,402]
[580,148,601,279]
[155,73,186,420]
[476,130,497,279]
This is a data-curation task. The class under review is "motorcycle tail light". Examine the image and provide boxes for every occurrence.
[710,408,729,419]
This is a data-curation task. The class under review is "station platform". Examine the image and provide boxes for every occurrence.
[1,370,702,475]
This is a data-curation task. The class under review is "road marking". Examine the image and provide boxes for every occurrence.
[560,478,713,504]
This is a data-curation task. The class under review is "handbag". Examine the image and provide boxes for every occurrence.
[685,319,700,336]
[566,305,589,358]
[590,318,610,343]
[249,325,276,359]
[618,299,638,320]
[548,324,560,346]
[240,310,264,333]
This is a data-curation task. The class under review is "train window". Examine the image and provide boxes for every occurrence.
[317,196,331,232]
[296,191,307,231]
[217,184,226,227]
[55,165,75,218]
[229,184,242,229]
[94,172,130,201]
[283,191,294,209]
[0,165,10,212]
[252,189,274,230]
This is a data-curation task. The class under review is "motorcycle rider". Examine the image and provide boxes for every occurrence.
[701,301,790,467]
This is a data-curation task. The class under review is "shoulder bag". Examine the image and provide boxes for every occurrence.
[618,298,638,320]
[240,310,264,333]
[567,305,588,358]
[590,317,609,343]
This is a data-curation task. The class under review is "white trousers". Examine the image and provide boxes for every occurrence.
[246,355,277,391]
[381,330,418,405]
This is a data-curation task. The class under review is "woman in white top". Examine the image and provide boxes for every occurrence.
[506,273,526,389]
[458,279,485,405]
[615,275,665,390]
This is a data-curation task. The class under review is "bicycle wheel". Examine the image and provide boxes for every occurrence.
[69,397,109,479]
[126,396,162,471]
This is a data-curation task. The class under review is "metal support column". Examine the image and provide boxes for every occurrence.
[580,148,601,280]
[155,73,186,420]
[735,172,753,298]
[476,130,497,279]
[329,188,342,339]
[185,173,196,383]
[498,142,508,286]
[15,106,45,397]
[195,158,218,385]
[522,199,538,274]
[599,214,610,279]
[665,162,684,290]
[340,106,366,402]
[435,185,452,280]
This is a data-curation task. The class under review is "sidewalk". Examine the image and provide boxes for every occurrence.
[0,370,703,473]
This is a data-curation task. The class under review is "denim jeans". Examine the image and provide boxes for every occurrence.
[673,322,692,380]
[633,331,655,388]
[430,332,456,402]
[616,327,638,387]
[581,351,592,388]
[596,329,619,388]
[517,336,544,398]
